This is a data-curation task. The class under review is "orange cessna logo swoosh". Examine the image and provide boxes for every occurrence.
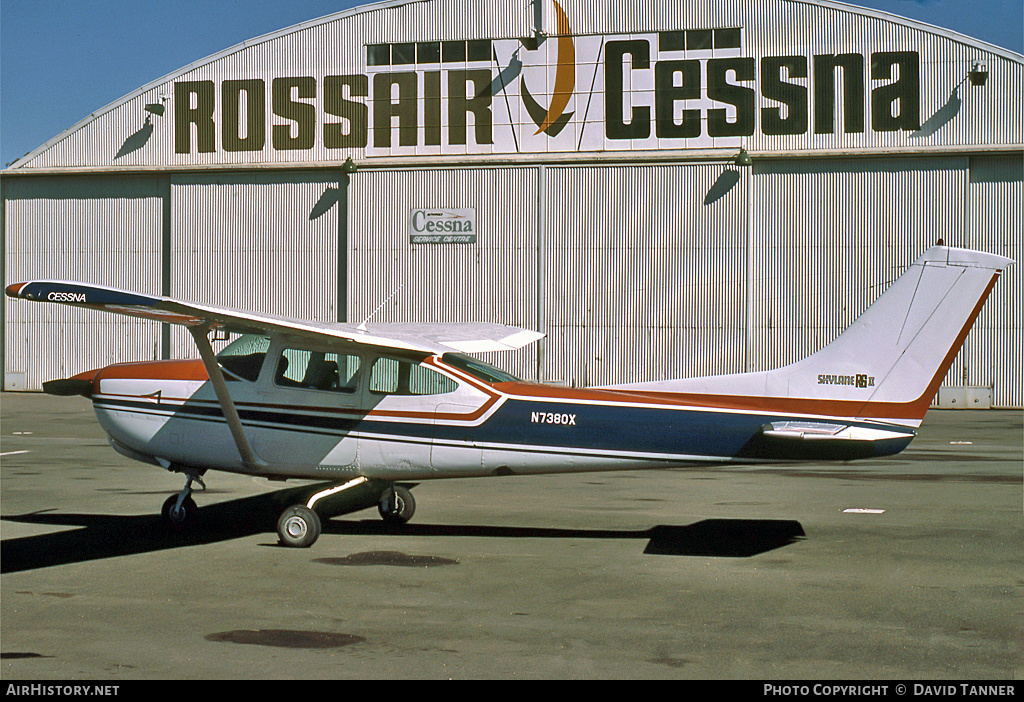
[521,0,576,136]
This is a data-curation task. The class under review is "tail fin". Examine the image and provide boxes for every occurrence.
[773,245,1010,424]
[608,245,1011,426]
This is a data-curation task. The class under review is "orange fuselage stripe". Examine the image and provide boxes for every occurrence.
[84,272,997,423]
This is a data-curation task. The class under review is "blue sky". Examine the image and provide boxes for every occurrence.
[2,0,1021,167]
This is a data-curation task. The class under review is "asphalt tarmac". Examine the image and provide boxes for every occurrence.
[1,393,1021,680]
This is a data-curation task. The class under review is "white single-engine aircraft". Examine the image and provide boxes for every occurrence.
[5,244,1011,547]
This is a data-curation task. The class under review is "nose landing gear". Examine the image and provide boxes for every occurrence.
[160,471,206,529]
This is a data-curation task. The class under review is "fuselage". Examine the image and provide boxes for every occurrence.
[85,334,916,482]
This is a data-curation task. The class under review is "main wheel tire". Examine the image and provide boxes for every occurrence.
[378,486,416,525]
[161,494,198,530]
[277,505,321,548]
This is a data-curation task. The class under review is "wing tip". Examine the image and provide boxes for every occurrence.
[439,328,545,354]
[5,282,28,299]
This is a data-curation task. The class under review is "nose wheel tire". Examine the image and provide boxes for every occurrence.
[277,505,322,548]
[378,485,415,525]
[161,494,198,530]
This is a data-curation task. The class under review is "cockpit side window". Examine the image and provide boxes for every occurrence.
[274,347,362,393]
[369,358,457,396]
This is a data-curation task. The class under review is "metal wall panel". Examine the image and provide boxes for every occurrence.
[3,176,163,390]
[346,166,539,379]
[549,0,751,39]
[967,154,1022,408]
[749,157,969,377]
[4,159,1019,404]
[541,163,747,387]
[169,171,341,357]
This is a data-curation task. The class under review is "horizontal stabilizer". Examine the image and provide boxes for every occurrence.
[762,421,915,444]
[742,420,916,461]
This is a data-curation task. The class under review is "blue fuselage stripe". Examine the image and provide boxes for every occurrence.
[92,394,910,461]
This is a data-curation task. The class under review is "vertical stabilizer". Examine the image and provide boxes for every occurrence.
[768,245,1010,423]
[605,245,1011,426]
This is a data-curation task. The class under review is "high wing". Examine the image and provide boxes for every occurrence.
[6,279,543,473]
[3,280,544,355]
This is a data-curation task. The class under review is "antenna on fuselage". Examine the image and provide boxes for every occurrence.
[357,285,405,331]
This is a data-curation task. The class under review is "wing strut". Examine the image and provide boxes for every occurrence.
[188,325,263,471]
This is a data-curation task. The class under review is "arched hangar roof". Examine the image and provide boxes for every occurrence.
[7,0,1022,172]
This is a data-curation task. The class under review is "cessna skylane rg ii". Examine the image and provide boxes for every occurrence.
[5,244,1011,547]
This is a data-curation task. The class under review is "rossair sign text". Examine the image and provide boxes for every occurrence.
[173,35,920,158]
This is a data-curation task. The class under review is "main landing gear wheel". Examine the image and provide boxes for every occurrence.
[277,505,322,548]
[161,493,198,530]
[378,485,416,526]
[276,477,369,548]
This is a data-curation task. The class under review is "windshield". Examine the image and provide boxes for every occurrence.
[216,334,270,381]
[441,353,520,383]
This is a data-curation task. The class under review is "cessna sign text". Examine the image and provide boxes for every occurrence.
[409,208,476,244]
[174,36,921,158]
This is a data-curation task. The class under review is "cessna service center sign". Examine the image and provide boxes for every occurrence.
[171,0,922,160]
[409,208,476,244]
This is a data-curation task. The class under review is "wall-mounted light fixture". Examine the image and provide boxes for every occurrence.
[969,61,988,86]
[734,148,753,167]
[342,157,358,174]
[144,94,171,117]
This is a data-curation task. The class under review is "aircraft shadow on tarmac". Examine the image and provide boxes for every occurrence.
[1,483,806,573]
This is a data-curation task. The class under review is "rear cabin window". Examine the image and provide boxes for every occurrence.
[216,335,270,382]
[274,348,362,393]
[369,358,457,396]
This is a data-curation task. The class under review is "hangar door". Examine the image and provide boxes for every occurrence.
[966,155,1021,409]
[750,156,1013,409]
[167,171,343,358]
[540,163,748,388]
[3,176,164,391]
[346,167,540,381]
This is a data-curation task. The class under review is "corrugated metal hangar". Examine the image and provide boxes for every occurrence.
[2,0,1021,407]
